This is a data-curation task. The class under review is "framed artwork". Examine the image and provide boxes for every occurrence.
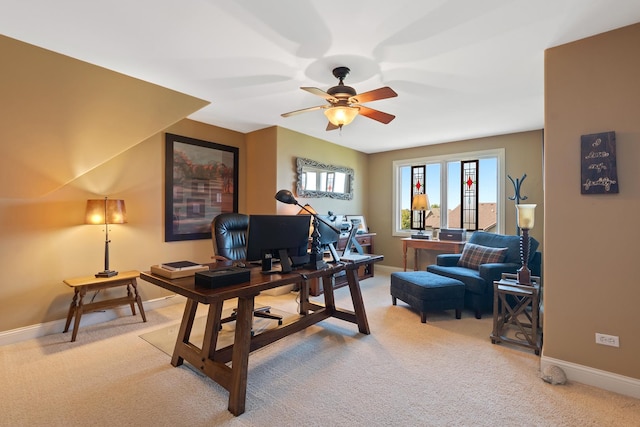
[580,131,619,194]
[346,215,368,234]
[165,133,238,241]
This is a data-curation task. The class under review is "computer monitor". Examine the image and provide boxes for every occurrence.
[245,214,311,273]
[315,214,340,262]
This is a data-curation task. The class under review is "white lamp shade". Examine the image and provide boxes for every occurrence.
[85,199,127,224]
[411,193,430,211]
[516,204,536,229]
[324,106,359,126]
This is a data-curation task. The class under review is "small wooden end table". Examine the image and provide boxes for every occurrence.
[490,273,542,355]
[63,270,146,342]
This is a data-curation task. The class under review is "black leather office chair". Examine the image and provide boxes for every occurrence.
[211,213,283,327]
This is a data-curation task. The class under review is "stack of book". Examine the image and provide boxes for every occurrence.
[150,261,209,279]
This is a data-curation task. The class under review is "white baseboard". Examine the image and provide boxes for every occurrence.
[541,355,640,399]
[0,295,185,347]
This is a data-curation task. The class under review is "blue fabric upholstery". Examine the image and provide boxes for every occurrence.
[427,231,541,319]
[390,271,465,322]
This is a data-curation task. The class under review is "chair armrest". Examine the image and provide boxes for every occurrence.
[478,263,520,283]
[436,254,461,267]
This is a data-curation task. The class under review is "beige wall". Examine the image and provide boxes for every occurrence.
[0,119,369,333]
[544,23,640,379]
[368,130,544,270]
[0,119,244,332]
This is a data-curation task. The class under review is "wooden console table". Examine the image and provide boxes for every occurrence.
[140,255,382,416]
[63,270,146,342]
[309,232,376,296]
[402,238,466,271]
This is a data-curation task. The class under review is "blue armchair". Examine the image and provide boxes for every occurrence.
[426,231,541,319]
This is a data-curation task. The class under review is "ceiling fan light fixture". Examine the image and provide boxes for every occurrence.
[324,106,359,127]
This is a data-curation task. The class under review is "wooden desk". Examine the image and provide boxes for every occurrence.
[401,238,466,271]
[63,270,146,342]
[140,255,382,416]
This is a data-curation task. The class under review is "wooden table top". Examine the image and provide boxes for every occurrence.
[63,270,140,287]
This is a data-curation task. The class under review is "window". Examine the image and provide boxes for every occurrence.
[393,149,504,236]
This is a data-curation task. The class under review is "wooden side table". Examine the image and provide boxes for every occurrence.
[490,273,542,355]
[63,270,146,342]
[401,238,466,271]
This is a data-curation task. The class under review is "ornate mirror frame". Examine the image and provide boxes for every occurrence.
[296,157,354,200]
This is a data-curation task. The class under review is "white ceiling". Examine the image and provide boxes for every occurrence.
[2,0,640,154]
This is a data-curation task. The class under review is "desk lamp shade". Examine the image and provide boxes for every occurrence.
[515,204,536,285]
[85,197,127,277]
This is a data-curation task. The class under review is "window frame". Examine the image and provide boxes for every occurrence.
[391,148,505,237]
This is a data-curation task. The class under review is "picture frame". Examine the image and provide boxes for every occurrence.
[345,215,368,234]
[165,133,238,241]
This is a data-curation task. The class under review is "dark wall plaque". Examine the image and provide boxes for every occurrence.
[581,131,619,194]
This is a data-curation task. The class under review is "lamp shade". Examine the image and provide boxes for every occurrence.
[85,199,127,225]
[297,203,317,215]
[324,106,359,127]
[516,204,536,229]
[274,189,298,205]
[411,193,430,211]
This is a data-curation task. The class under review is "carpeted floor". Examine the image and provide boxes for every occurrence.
[1,267,638,426]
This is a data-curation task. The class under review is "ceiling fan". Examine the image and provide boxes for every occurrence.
[281,66,398,131]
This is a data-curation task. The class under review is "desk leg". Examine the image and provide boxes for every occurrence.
[202,301,223,362]
[413,247,419,271]
[322,275,336,314]
[131,280,147,322]
[172,299,198,367]
[345,269,370,335]
[228,295,255,416]
[69,287,87,342]
[403,241,408,271]
[299,277,310,315]
[63,288,79,335]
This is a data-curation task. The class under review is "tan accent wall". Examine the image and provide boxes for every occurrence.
[274,127,368,218]
[368,130,544,270]
[0,35,208,198]
[544,23,640,379]
[0,119,244,332]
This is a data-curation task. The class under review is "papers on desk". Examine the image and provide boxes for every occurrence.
[160,260,206,271]
[151,262,209,279]
[339,254,371,262]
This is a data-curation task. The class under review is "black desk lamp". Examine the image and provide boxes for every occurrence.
[275,189,341,270]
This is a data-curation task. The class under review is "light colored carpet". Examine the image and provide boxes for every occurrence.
[140,307,293,357]
[1,268,638,426]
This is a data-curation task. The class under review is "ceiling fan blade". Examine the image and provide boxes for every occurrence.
[358,105,396,124]
[301,87,336,102]
[349,86,398,104]
[281,105,325,117]
[326,121,339,131]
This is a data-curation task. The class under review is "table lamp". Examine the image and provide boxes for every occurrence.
[85,197,127,277]
[411,193,432,239]
[515,204,536,285]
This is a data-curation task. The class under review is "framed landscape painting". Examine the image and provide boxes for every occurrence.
[165,133,238,241]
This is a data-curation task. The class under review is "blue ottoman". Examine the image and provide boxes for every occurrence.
[391,271,465,323]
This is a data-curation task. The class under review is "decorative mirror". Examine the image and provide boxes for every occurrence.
[297,157,354,200]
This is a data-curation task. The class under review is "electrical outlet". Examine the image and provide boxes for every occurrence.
[595,333,620,347]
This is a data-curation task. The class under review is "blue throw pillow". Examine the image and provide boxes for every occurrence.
[457,242,508,270]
